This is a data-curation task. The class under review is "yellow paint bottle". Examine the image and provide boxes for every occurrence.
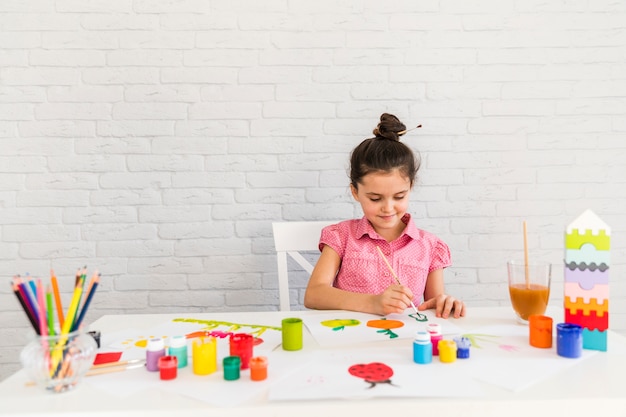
[438,339,457,363]
[192,337,217,375]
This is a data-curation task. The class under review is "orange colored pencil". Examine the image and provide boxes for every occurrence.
[50,270,64,328]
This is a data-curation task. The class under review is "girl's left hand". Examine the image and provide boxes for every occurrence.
[418,294,466,318]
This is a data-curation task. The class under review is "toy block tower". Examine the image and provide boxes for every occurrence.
[564,209,610,351]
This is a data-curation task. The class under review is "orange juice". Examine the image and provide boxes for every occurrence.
[508,283,550,320]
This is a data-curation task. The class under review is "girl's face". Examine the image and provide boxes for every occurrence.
[350,169,412,241]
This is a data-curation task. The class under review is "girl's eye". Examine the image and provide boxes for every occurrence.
[370,198,380,202]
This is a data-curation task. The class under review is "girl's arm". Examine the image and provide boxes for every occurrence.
[304,245,412,316]
[418,268,466,318]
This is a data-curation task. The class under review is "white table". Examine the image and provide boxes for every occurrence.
[1,307,625,417]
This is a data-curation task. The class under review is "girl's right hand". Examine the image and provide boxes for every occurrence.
[376,284,414,316]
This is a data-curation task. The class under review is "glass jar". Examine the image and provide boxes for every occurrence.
[20,329,97,393]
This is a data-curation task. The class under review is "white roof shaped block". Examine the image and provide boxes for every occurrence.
[566,209,611,235]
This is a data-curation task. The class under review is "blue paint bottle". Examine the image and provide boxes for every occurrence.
[413,331,432,364]
[556,323,583,358]
[454,336,471,359]
[168,335,188,368]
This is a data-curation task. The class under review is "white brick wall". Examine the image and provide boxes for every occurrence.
[1,1,625,380]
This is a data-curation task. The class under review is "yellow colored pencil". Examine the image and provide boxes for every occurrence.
[49,283,83,374]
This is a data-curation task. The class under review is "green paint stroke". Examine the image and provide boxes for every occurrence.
[461,333,499,349]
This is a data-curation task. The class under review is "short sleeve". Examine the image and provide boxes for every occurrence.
[319,223,344,257]
[430,238,451,272]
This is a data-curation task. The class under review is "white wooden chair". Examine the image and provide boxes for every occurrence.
[272,221,337,311]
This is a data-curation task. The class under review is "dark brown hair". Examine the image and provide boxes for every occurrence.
[349,113,420,189]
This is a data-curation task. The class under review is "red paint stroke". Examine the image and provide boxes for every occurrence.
[185,330,264,346]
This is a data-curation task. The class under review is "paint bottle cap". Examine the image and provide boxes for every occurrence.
[426,323,441,336]
[414,331,430,342]
[147,338,165,351]
[169,335,186,348]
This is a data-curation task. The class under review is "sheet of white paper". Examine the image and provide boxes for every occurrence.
[268,348,483,401]
[461,324,598,392]
[303,309,464,347]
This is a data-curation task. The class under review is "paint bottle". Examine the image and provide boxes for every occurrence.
[529,315,553,348]
[427,323,443,356]
[413,331,432,364]
[168,335,188,368]
[556,323,582,358]
[146,338,166,372]
[223,356,241,381]
[454,336,471,359]
[192,337,217,375]
[249,356,268,381]
[438,339,457,363]
[282,317,303,351]
[229,333,253,370]
[158,355,178,380]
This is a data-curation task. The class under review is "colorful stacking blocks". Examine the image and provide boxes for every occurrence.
[564,210,610,351]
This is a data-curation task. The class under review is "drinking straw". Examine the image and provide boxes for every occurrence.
[46,286,56,336]
[375,246,419,315]
[11,280,40,334]
[523,220,530,289]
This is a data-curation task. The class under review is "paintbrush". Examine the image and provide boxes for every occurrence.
[376,246,420,315]
[90,358,144,370]
[85,362,145,376]
[25,359,146,387]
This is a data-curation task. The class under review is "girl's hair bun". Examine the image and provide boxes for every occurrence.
[372,113,406,141]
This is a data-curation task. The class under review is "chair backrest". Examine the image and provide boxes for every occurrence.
[272,220,337,311]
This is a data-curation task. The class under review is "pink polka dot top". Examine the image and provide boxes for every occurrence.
[319,214,451,305]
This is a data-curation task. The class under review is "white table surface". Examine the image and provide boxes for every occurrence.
[1,306,625,417]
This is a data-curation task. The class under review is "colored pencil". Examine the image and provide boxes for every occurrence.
[50,281,84,374]
[46,286,56,336]
[17,281,40,328]
[71,267,88,329]
[73,274,99,331]
[27,276,37,301]
[11,281,40,334]
[36,279,49,366]
[36,279,47,339]
[50,270,64,328]
[376,245,420,315]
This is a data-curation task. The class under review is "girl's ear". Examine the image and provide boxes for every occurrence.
[350,183,359,201]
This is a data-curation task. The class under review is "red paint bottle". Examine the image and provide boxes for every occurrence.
[158,355,178,380]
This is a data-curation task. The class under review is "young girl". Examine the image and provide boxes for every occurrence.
[304,113,465,318]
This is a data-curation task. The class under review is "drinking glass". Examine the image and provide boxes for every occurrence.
[507,260,551,324]
[20,329,97,393]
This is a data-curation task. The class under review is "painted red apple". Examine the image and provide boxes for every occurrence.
[348,362,396,389]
